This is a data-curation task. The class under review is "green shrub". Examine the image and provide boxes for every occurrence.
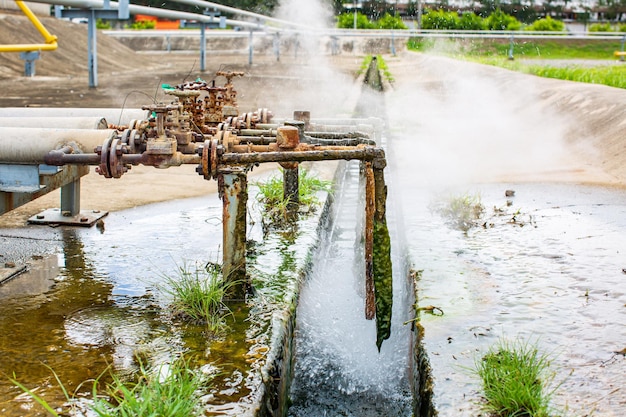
[589,22,612,32]
[526,16,565,32]
[458,12,486,30]
[376,13,407,29]
[422,9,460,30]
[619,23,626,32]
[96,19,111,30]
[336,12,375,29]
[485,9,521,31]
[129,19,156,30]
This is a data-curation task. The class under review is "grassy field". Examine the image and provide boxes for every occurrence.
[407,38,626,89]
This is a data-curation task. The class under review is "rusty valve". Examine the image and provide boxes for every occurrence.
[276,125,300,170]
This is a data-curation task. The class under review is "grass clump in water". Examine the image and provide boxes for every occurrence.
[475,338,558,417]
[162,262,233,334]
[433,193,484,232]
[92,359,210,417]
[254,168,332,223]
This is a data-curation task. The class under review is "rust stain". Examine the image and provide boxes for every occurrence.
[365,161,376,320]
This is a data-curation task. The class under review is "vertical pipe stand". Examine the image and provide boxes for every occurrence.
[221,168,249,300]
[19,51,40,77]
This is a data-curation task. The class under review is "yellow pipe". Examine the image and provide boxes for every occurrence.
[0,1,58,52]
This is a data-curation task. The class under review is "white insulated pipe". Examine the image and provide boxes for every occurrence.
[0,107,148,126]
[0,116,108,129]
[0,127,115,164]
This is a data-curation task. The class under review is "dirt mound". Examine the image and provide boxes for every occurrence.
[0,12,154,78]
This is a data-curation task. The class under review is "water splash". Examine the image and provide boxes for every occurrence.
[288,162,413,416]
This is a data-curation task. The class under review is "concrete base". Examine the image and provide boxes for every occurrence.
[28,208,108,227]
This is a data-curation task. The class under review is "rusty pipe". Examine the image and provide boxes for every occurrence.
[364,161,376,320]
[0,128,116,164]
[239,129,278,137]
[44,150,100,166]
[304,137,377,147]
[127,152,201,168]
[220,147,385,165]
[45,150,201,168]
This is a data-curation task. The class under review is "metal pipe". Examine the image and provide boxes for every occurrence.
[0,128,115,164]
[364,161,375,320]
[304,136,376,146]
[220,148,384,165]
[0,108,148,126]
[28,0,280,32]
[169,0,315,31]
[0,1,58,53]
[0,117,108,130]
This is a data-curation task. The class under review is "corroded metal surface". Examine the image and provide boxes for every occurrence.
[364,161,375,320]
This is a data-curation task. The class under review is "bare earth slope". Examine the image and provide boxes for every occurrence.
[0,12,154,78]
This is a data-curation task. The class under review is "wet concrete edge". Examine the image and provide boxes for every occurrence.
[249,162,341,417]
[410,271,437,417]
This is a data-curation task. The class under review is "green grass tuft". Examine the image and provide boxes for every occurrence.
[475,338,558,417]
[161,262,233,334]
[357,55,395,84]
[92,359,210,417]
[254,168,332,224]
[433,193,485,232]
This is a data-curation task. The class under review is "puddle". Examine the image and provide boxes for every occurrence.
[399,182,626,416]
[0,176,325,416]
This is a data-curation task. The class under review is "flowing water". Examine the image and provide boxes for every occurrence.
[288,161,414,416]
[397,182,626,416]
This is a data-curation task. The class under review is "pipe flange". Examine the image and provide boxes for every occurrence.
[129,129,139,153]
[96,137,113,178]
[120,129,131,145]
[210,138,219,179]
[108,138,128,179]
[198,139,211,180]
